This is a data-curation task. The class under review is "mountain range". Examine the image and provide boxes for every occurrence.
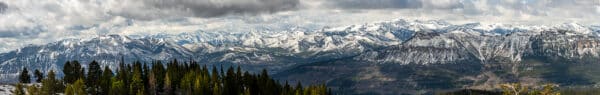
[2,19,600,94]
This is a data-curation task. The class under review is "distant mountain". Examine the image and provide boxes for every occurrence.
[274,21,600,94]
[0,19,423,82]
[2,19,600,94]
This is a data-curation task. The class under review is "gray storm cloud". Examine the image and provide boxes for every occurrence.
[110,0,300,20]
[322,0,465,9]
[324,0,423,9]
[0,2,7,13]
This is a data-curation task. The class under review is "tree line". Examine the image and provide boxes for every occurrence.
[14,59,330,95]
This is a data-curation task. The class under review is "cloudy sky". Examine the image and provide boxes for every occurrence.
[0,0,600,52]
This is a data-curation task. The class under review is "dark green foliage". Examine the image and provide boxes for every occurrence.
[18,67,30,83]
[129,61,145,95]
[100,66,113,95]
[149,61,165,95]
[65,79,86,95]
[109,78,127,95]
[34,69,44,83]
[63,61,84,84]
[41,70,62,95]
[86,60,102,95]
[17,59,331,95]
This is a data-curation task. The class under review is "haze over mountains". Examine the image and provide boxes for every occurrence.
[2,19,600,94]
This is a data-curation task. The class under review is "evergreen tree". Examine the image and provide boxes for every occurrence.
[73,61,85,80]
[224,66,240,95]
[64,61,84,84]
[116,58,130,94]
[18,67,30,83]
[13,83,25,95]
[151,61,165,94]
[15,59,332,95]
[109,78,126,95]
[129,61,145,95]
[26,84,41,95]
[282,81,292,95]
[142,63,149,92]
[65,79,86,95]
[148,70,158,95]
[163,73,173,95]
[295,82,304,95]
[100,66,113,95]
[41,70,60,95]
[63,61,74,83]
[34,69,44,83]
[65,85,73,95]
[179,71,195,95]
[211,66,221,95]
[86,60,102,95]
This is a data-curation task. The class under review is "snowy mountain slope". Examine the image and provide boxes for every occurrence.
[0,19,420,82]
[0,35,193,82]
[1,19,600,83]
[273,21,600,95]
[356,21,600,64]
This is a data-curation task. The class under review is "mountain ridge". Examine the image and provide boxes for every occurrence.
[1,19,600,85]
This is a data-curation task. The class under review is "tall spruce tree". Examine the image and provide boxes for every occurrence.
[148,70,158,95]
[65,79,86,95]
[109,79,126,95]
[86,60,102,95]
[18,67,30,83]
[100,66,113,95]
[34,69,44,83]
[41,70,60,95]
[71,61,84,82]
[129,61,145,95]
[151,61,165,93]
[163,72,173,95]
[26,84,41,95]
[63,61,74,83]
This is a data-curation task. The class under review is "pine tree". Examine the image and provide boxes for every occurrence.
[116,58,130,94]
[109,78,126,95]
[18,67,30,83]
[211,66,221,95]
[163,73,173,95]
[65,79,86,95]
[26,84,41,95]
[129,61,145,95]
[86,60,102,95]
[64,61,84,84]
[148,70,158,95]
[151,61,165,93]
[13,83,25,95]
[180,71,195,95]
[295,82,304,95]
[282,81,292,95]
[63,61,74,83]
[100,66,113,95]
[142,63,149,91]
[34,69,44,83]
[65,85,73,95]
[41,70,60,95]
[73,61,85,80]
[224,66,240,95]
